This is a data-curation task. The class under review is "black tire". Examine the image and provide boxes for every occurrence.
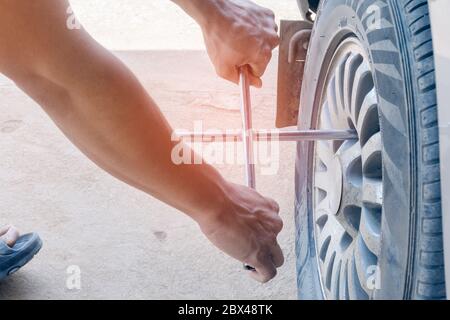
[296,0,320,13]
[295,0,445,299]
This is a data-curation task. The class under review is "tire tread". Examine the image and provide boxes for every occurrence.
[400,0,445,299]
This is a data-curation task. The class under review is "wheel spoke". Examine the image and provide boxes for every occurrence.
[357,91,380,146]
[315,197,330,215]
[315,212,329,230]
[350,62,373,122]
[327,77,346,128]
[339,258,350,300]
[361,133,382,164]
[362,178,383,208]
[334,128,364,238]
[347,253,369,300]
[315,149,343,216]
[354,235,378,295]
[330,259,342,300]
[316,140,334,167]
[337,140,361,164]
[338,142,363,231]
[343,53,363,115]
[316,215,344,250]
[338,193,362,237]
[322,230,344,268]
[324,251,336,296]
[356,89,377,132]
[320,101,334,129]
[314,170,331,192]
[335,54,350,114]
[359,207,381,256]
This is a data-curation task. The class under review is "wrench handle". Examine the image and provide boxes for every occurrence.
[240,66,257,272]
[239,66,256,190]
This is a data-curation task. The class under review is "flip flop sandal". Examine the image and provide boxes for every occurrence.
[0,233,42,281]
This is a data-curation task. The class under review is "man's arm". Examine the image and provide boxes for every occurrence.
[0,0,283,283]
[172,0,279,87]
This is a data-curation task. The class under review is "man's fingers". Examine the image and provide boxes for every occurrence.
[267,32,280,49]
[274,23,279,33]
[247,241,284,283]
[248,59,270,79]
[248,255,277,283]
[271,243,284,268]
[248,74,262,88]
[216,65,239,84]
[248,63,266,79]
[266,197,280,214]
[248,45,273,79]
[222,65,261,88]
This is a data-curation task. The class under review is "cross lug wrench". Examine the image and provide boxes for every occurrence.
[175,66,357,272]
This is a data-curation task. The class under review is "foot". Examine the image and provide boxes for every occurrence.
[0,225,20,248]
[0,226,42,281]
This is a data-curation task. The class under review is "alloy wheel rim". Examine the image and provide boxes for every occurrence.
[313,39,383,300]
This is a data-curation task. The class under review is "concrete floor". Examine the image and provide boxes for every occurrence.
[0,1,301,300]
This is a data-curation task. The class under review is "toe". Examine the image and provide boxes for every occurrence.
[0,224,13,236]
[0,225,20,247]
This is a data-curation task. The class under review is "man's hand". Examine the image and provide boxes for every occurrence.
[173,0,280,87]
[199,183,284,283]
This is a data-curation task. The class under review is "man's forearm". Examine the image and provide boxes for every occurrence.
[26,52,229,226]
[0,0,229,226]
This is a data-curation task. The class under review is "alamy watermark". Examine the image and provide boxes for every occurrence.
[366,265,381,291]
[66,6,81,30]
[66,265,82,291]
[366,3,383,31]
[172,121,280,176]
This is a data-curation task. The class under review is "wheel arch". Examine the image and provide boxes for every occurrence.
[296,0,321,20]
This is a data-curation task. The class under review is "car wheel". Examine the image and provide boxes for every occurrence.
[294,0,445,299]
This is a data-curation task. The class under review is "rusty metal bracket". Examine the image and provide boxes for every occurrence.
[288,29,312,64]
[276,20,313,128]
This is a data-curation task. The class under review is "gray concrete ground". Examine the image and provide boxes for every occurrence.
[0,1,301,299]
